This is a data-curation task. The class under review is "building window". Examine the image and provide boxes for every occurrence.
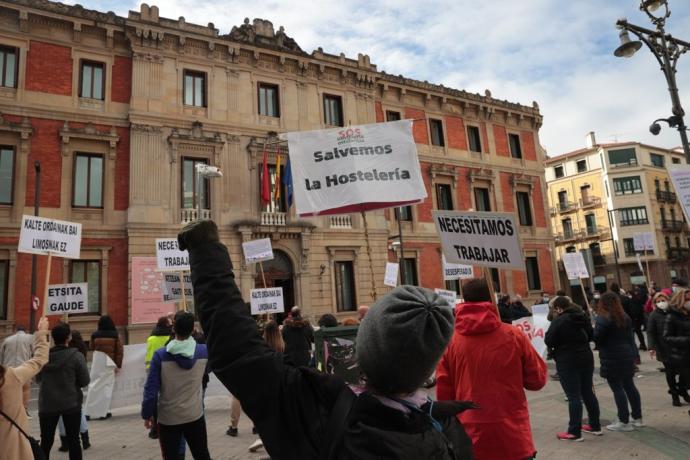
[526,256,541,291]
[429,119,445,147]
[623,238,636,257]
[435,184,453,210]
[654,179,660,191]
[619,206,649,226]
[664,237,671,253]
[474,187,491,211]
[258,83,280,117]
[385,110,401,121]
[554,165,564,178]
[0,259,7,320]
[0,46,18,88]
[562,218,573,237]
[613,176,642,195]
[467,126,482,152]
[401,258,418,285]
[72,153,103,208]
[490,268,501,292]
[516,192,533,226]
[182,158,209,210]
[445,279,460,295]
[183,70,206,107]
[661,207,666,223]
[79,60,104,100]
[334,261,356,312]
[650,153,665,168]
[576,159,587,173]
[585,213,597,234]
[259,163,287,213]
[396,206,412,222]
[565,246,576,253]
[672,157,681,164]
[0,146,14,205]
[69,260,101,314]
[608,148,637,167]
[509,133,522,159]
[323,94,343,127]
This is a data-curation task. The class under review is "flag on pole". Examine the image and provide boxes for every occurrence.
[274,155,282,200]
[261,148,270,204]
[282,157,293,208]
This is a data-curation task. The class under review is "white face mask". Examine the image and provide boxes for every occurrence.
[672,286,679,293]
[656,301,669,310]
[593,294,601,300]
[684,301,690,310]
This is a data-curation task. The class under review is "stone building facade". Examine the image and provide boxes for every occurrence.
[0,0,555,342]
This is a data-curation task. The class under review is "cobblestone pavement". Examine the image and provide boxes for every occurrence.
[26,352,690,459]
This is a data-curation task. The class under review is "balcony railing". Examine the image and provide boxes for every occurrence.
[557,201,577,213]
[329,215,353,229]
[593,254,606,266]
[609,158,638,168]
[656,190,677,203]
[668,247,690,262]
[584,226,611,239]
[662,220,684,232]
[579,196,601,209]
[180,208,211,224]
[555,230,585,244]
[261,212,286,226]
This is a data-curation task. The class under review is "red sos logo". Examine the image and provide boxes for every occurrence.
[337,128,363,143]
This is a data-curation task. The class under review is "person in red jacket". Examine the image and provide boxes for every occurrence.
[437,278,548,460]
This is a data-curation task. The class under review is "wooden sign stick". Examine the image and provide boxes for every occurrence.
[259,262,267,289]
[179,270,187,311]
[42,253,52,316]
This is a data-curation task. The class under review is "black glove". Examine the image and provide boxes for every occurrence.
[422,400,480,420]
[178,220,220,251]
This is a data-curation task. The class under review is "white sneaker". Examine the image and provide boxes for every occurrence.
[631,418,645,428]
[248,438,264,453]
[606,421,634,432]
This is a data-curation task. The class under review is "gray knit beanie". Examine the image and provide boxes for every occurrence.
[356,285,454,394]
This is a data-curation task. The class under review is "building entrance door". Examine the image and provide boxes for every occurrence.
[255,249,295,324]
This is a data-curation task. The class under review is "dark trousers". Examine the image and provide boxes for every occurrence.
[606,376,642,423]
[158,416,210,460]
[39,410,82,460]
[633,321,647,349]
[664,362,681,395]
[557,362,600,436]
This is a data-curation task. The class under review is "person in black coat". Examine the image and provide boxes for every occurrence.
[509,295,532,321]
[497,295,512,324]
[630,286,648,350]
[664,288,690,408]
[178,220,476,460]
[545,296,601,440]
[281,306,314,367]
[594,292,643,431]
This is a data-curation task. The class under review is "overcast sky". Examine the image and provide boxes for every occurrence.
[69,0,690,156]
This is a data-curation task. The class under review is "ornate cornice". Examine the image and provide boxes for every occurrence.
[59,121,119,159]
[3,0,125,25]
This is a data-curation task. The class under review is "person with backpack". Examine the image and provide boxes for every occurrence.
[178,220,476,460]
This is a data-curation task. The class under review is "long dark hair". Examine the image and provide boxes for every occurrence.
[97,315,117,332]
[69,330,88,358]
[598,292,626,328]
[263,321,285,353]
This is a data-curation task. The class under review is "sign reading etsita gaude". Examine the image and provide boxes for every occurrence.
[46,283,88,315]
[249,287,284,315]
[18,215,82,259]
[284,120,427,216]
[155,238,190,271]
[433,211,525,270]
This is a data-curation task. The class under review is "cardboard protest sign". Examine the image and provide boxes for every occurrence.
[131,257,174,324]
[242,238,274,264]
[668,165,690,222]
[250,287,284,315]
[45,283,88,315]
[155,238,190,271]
[18,215,82,259]
[512,304,550,359]
[433,211,525,270]
[434,288,457,308]
[633,232,655,251]
[162,273,193,303]
[284,120,427,216]
[562,252,589,279]
[442,255,474,280]
[384,262,399,287]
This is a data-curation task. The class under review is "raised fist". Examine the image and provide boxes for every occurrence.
[178,220,219,251]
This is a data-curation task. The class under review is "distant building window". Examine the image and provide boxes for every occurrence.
[490,268,501,292]
[258,83,280,117]
[0,259,7,320]
[182,158,209,210]
[323,94,343,127]
[436,184,453,210]
[260,163,287,213]
[650,153,665,168]
[554,165,564,178]
[0,46,18,88]
[69,260,101,313]
[608,148,637,167]
[474,187,491,211]
[334,261,356,312]
[467,126,482,152]
[576,159,587,173]
[526,256,541,291]
[79,60,104,100]
[73,153,103,208]
[509,133,522,159]
[585,213,597,234]
[672,157,681,164]
[445,279,460,295]
[613,176,642,195]
[0,146,14,204]
[183,70,206,107]
[516,192,533,226]
[619,206,648,226]
[385,110,401,121]
[562,218,573,237]
[396,206,412,222]
[401,258,418,286]
[429,119,445,146]
[623,238,636,257]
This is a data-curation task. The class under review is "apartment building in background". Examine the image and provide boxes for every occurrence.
[546,132,689,297]
[0,0,555,342]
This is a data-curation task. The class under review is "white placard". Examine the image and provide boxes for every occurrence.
[18,215,82,259]
[155,238,190,271]
[384,262,399,287]
[636,254,644,272]
[250,287,284,315]
[434,288,457,308]
[669,164,690,222]
[432,211,525,270]
[242,238,274,264]
[284,120,427,216]
[633,232,655,251]
[512,304,550,359]
[442,255,474,280]
[161,273,193,303]
[562,252,589,279]
[45,282,88,315]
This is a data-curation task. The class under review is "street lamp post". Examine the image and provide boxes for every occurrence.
[614,0,690,162]
[194,164,222,221]
[606,208,623,287]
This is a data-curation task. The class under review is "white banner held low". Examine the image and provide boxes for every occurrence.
[155,238,190,271]
[250,287,284,315]
[562,252,589,279]
[162,273,193,303]
[46,282,88,315]
[18,215,82,259]
[434,288,457,308]
[513,304,550,359]
[669,164,690,222]
[433,211,525,270]
[442,255,474,281]
[384,262,399,287]
[242,238,274,264]
[633,232,655,251]
[284,120,427,216]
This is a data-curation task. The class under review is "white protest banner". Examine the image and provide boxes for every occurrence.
[512,304,550,359]
[669,164,690,222]
[284,120,427,216]
[562,252,589,279]
[633,232,655,251]
[432,211,525,270]
[161,273,193,303]
[435,288,457,308]
[384,262,399,287]
[45,282,88,315]
[442,255,474,281]
[250,287,284,315]
[155,238,190,271]
[18,215,82,259]
[242,238,274,264]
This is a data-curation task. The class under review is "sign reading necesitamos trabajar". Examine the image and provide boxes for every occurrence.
[250,287,284,315]
[155,238,190,271]
[46,283,88,315]
[284,120,427,216]
[19,215,82,259]
[433,211,525,270]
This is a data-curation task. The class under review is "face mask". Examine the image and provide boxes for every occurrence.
[684,301,690,310]
[656,301,669,310]
[672,286,679,293]
[593,294,600,300]
[543,296,549,302]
